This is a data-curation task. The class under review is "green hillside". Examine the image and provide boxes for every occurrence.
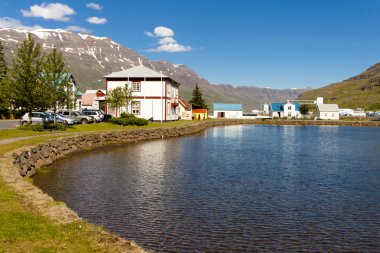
[299,63,380,110]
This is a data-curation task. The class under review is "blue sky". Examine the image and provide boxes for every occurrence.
[1,0,380,89]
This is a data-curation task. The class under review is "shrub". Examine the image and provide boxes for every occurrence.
[51,123,68,131]
[109,116,148,126]
[120,112,136,119]
[17,124,45,132]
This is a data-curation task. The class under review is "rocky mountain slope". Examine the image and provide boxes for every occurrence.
[299,63,380,110]
[0,28,309,111]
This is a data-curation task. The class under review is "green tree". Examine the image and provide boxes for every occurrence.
[0,41,6,81]
[189,83,208,109]
[42,48,70,124]
[300,104,310,115]
[0,41,10,112]
[107,83,133,117]
[9,33,47,123]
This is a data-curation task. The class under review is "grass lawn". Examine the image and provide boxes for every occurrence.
[0,178,144,253]
[0,120,200,252]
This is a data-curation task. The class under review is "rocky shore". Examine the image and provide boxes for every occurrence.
[12,119,380,178]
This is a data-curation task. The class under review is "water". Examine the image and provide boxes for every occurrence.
[33,125,380,252]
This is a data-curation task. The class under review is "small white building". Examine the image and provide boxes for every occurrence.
[270,101,301,118]
[178,96,192,120]
[213,103,243,118]
[81,89,106,111]
[316,104,340,120]
[105,65,180,121]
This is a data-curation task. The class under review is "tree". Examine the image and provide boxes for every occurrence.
[300,104,310,115]
[189,83,208,109]
[0,41,6,81]
[107,83,133,117]
[42,48,70,124]
[9,33,47,123]
[0,41,10,112]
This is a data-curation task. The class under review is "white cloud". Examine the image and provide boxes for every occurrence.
[145,26,174,37]
[158,37,176,45]
[0,17,42,30]
[145,26,191,53]
[148,43,192,53]
[86,3,102,11]
[66,25,92,33]
[87,16,107,24]
[21,3,75,22]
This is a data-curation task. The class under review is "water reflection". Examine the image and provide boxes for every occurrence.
[33,125,380,252]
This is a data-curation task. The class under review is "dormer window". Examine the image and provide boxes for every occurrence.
[132,82,141,92]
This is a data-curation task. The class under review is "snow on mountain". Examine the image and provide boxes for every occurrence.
[0,28,310,109]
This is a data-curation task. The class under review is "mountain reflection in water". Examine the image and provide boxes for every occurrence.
[33,125,380,252]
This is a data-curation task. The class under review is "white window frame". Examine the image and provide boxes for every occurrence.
[132,82,141,92]
[132,101,140,115]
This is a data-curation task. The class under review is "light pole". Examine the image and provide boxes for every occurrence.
[160,71,163,124]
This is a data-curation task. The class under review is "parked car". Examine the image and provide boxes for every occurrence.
[56,113,77,125]
[20,112,51,126]
[81,110,103,122]
[58,110,94,124]
[45,112,76,125]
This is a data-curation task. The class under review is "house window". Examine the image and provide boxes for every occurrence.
[132,82,141,92]
[325,113,328,117]
[332,113,335,117]
[132,101,140,115]
[288,112,292,116]
[288,106,292,110]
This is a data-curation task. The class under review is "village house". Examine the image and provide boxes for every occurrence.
[178,96,192,120]
[81,89,106,111]
[213,103,243,119]
[192,109,208,120]
[57,73,81,111]
[316,104,340,120]
[270,101,301,118]
[104,65,180,121]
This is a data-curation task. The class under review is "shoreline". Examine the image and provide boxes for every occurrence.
[2,119,380,251]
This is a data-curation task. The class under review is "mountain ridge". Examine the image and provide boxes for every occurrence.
[0,28,310,111]
[299,62,380,109]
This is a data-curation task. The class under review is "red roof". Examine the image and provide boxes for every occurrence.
[192,109,207,113]
[179,96,190,110]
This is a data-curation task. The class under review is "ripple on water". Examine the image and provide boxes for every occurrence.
[33,125,380,252]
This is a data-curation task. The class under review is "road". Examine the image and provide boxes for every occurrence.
[0,120,20,130]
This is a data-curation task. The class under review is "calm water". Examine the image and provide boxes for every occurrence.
[34,125,380,252]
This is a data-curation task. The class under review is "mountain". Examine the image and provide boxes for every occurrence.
[299,63,380,110]
[0,28,310,111]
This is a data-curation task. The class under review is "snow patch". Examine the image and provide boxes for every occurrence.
[105,57,109,62]
[78,33,89,40]
[138,58,142,65]
[7,38,18,43]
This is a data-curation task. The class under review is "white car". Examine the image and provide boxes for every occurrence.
[81,110,103,122]
[20,112,51,125]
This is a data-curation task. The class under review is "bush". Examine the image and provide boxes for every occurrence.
[50,123,68,131]
[17,124,45,132]
[120,112,136,119]
[109,116,148,126]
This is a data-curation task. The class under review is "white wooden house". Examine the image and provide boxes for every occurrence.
[213,103,243,118]
[178,96,192,120]
[104,65,180,121]
[316,104,340,120]
[270,101,301,118]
